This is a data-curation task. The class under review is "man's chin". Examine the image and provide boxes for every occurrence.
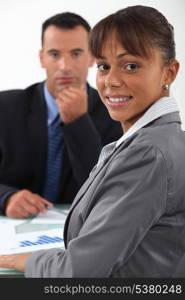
[55,82,82,91]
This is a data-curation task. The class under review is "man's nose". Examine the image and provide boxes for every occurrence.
[58,57,72,72]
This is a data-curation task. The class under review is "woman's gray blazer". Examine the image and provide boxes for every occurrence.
[25,112,185,277]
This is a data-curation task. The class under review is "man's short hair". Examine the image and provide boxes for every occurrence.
[41,12,91,45]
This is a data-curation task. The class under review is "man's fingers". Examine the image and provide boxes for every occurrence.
[57,85,86,100]
[6,197,30,218]
[5,190,53,218]
[57,89,76,101]
[42,198,53,207]
[10,198,37,218]
[24,193,52,213]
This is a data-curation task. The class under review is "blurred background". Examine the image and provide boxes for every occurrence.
[0,0,185,128]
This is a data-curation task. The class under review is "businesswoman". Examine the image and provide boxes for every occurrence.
[1,5,185,277]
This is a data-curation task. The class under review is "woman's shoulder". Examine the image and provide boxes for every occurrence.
[127,122,185,166]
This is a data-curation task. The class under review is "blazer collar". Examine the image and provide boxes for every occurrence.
[145,111,181,127]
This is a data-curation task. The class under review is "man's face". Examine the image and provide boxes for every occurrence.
[40,25,94,97]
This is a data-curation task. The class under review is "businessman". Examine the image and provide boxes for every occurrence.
[0,12,122,218]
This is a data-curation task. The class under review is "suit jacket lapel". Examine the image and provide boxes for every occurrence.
[26,83,48,193]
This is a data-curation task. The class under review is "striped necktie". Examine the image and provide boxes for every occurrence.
[42,114,64,202]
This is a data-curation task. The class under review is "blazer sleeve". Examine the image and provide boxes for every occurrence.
[24,142,167,277]
[0,189,18,214]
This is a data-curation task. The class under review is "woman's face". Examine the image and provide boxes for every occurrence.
[96,38,175,132]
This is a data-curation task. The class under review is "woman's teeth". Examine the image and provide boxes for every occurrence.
[108,96,132,102]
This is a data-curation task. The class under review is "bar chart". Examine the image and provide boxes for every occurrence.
[20,235,63,247]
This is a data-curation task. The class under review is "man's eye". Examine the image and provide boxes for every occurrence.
[125,63,138,71]
[50,52,59,58]
[97,64,109,71]
[72,51,82,58]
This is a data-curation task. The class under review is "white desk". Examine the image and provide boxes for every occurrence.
[0,205,70,277]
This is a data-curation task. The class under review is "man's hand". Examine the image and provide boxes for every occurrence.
[0,253,32,272]
[56,85,88,124]
[5,189,53,218]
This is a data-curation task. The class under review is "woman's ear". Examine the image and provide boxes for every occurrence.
[164,59,180,86]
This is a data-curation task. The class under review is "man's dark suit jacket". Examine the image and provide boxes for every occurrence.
[0,82,122,213]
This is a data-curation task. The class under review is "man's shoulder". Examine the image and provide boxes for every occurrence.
[0,82,43,102]
[87,83,100,101]
[87,83,105,114]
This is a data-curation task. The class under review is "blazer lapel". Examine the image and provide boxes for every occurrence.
[26,83,48,192]
[63,144,119,244]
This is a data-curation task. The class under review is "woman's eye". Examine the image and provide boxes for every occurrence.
[125,63,138,71]
[97,64,110,71]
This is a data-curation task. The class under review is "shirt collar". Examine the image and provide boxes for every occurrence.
[116,96,179,147]
[43,83,59,125]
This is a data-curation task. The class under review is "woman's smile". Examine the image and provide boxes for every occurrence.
[106,95,133,107]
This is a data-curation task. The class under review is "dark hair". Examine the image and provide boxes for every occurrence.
[41,12,91,45]
[90,5,175,64]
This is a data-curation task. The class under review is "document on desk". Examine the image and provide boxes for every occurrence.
[30,208,68,224]
[0,224,19,251]
[0,228,64,255]
[0,218,26,226]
